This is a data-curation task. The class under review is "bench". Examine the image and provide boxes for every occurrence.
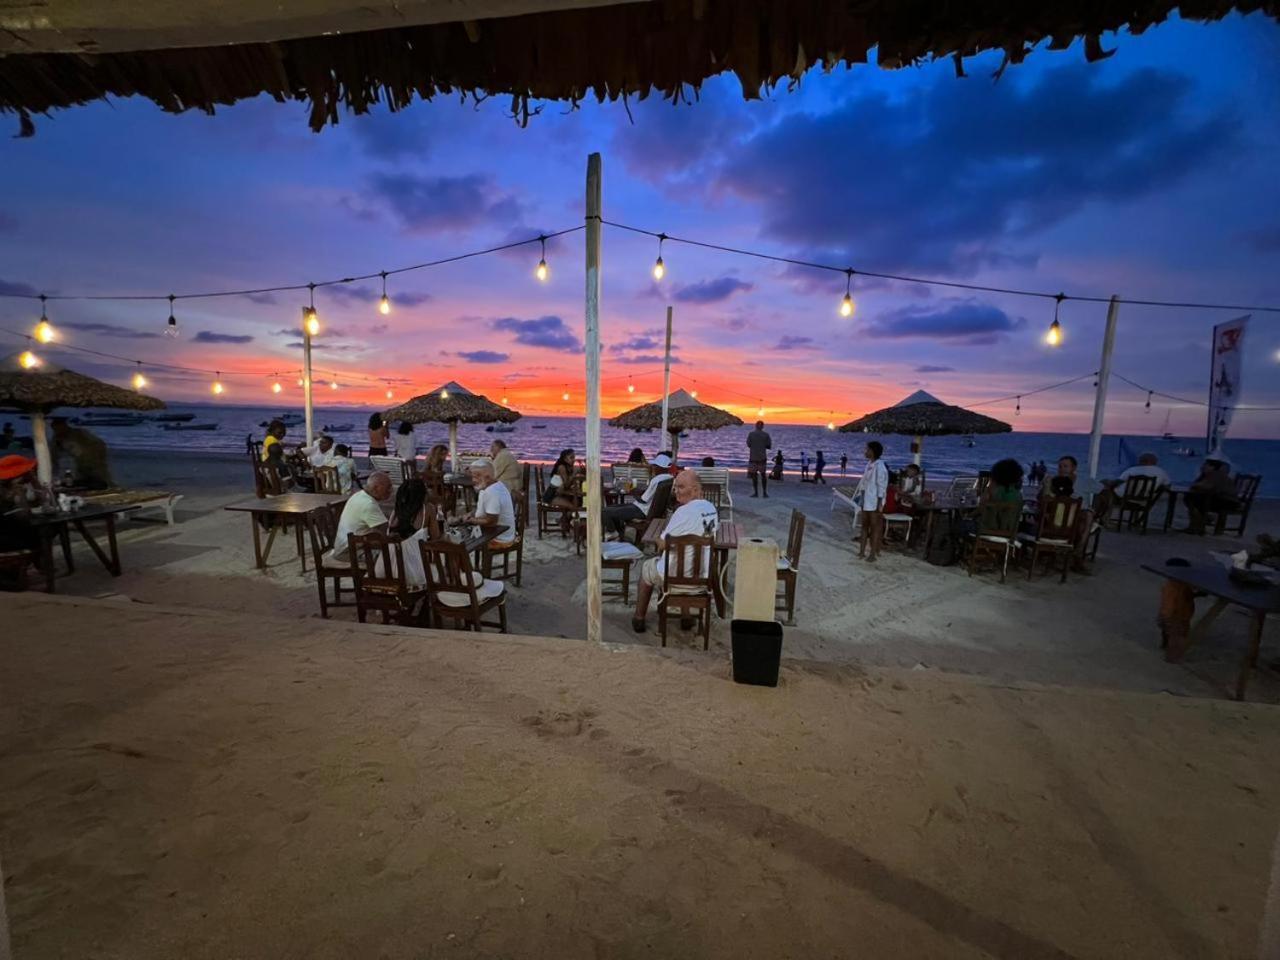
[82,489,185,526]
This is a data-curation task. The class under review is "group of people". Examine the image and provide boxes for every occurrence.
[745,421,852,493]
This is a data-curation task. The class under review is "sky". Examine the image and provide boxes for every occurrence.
[1,11,1278,437]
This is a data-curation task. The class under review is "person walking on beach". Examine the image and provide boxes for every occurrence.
[800,451,810,482]
[856,441,889,562]
[746,420,772,498]
[814,450,826,485]
[840,453,848,477]
[771,450,785,481]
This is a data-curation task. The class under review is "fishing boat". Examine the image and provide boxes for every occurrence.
[259,412,306,427]
[71,412,146,426]
[151,413,196,423]
[531,424,547,430]
[485,424,516,433]
[1159,411,1176,441]
[160,422,219,431]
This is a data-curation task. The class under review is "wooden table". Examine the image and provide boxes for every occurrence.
[27,502,141,593]
[642,518,743,617]
[916,495,978,553]
[1161,485,1191,532]
[224,493,350,571]
[1141,561,1280,700]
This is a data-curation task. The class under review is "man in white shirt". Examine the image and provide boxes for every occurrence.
[330,471,391,563]
[1118,452,1170,489]
[466,458,516,549]
[299,434,335,469]
[856,441,889,562]
[632,469,719,632]
[603,453,673,539]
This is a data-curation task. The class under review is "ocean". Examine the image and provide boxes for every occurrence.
[19,404,1280,496]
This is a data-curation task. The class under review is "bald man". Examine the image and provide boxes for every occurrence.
[331,470,391,562]
[632,469,719,632]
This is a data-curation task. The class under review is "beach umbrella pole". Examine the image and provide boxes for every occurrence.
[1086,295,1120,480]
[302,319,315,446]
[30,410,52,487]
[583,152,604,645]
[449,420,458,474]
[912,434,923,468]
[660,305,673,444]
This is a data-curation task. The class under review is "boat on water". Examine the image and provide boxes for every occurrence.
[259,412,306,427]
[322,423,355,432]
[531,425,547,430]
[160,422,219,431]
[1159,411,1177,441]
[1173,445,1198,457]
[486,424,516,433]
[151,413,196,423]
[71,413,146,427]
[962,433,977,448]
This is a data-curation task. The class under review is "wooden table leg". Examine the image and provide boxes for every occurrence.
[1188,597,1230,649]
[39,529,57,593]
[1163,489,1178,532]
[250,513,265,569]
[72,516,122,576]
[711,548,729,619]
[295,519,307,572]
[59,524,74,572]
[1237,613,1266,701]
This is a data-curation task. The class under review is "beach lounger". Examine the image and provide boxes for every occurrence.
[82,489,185,526]
[610,463,651,487]
[831,485,858,513]
[369,455,415,490]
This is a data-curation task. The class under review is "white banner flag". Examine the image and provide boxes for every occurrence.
[1207,315,1249,452]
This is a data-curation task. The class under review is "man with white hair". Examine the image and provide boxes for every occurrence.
[466,457,516,548]
[602,452,673,539]
[330,470,391,562]
[632,469,718,633]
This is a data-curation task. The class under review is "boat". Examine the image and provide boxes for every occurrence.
[486,424,516,433]
[1159,411,1176,441]
[71,413,146,427]
[635,426,653,434]
[259,412,306,427]
[160,422,219,431]
[1173,445,1197,457]
[678,432,690,439]
[531,425,547,430]
[322,423,355,432]
[151,413,196,423]
[962,433,976,448]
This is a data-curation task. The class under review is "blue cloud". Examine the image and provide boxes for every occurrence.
[0,279,38,297]
[370,172,525,232]
[456,350,510,364]
[322,284,432,307]
[862,302,1023,345]
[914,364,955,373]
[774,335,816,351]
[672,276,754,304]
[60,321,159,340]
[609,335,660,353]
[492,315,583,353]
[193,330,254,344]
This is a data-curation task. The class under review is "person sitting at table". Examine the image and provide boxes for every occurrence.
[261,422,296,486]
[543,448,578,507]
[424,444,449,475]
[299,434,335,469]
[1118,452,1170,490]
[627,448,647,465]
[632,469,719,633]
[367,413,390,458]
[603,453,673,539]
[330,444,358,494]
[898,463,924,504]
[463,458,516,551]
[490,439,521,494]
[983,458,1025,506]
[260,419,287,462]
[1041,455,1100,507]
[330,471,391,563]
[51,417,113,490]
[394,421,417,464]
[1183,455,1236,536]
[379,477,438,588]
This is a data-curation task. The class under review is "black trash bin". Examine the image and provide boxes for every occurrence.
[731,619,783,687]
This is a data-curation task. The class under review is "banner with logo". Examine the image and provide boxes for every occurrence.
[1207,315,1249,451]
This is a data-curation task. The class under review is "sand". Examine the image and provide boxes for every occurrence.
[3,593,1279,959]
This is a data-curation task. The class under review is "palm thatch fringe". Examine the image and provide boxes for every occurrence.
[0,355,165,412]
[838,402,1010,437]
[385,382,519,425]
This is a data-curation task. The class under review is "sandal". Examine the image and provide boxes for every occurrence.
[632,617,647,633]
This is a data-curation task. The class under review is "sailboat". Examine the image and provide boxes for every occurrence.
[1159,410,1176,442]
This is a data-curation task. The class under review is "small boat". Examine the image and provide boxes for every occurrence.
[635,426,653,434]
[161,422,219,431]
[322,423,355,432]
[962,433,976,448]
[678,432,690,439]
[531,425,547,430]
[151,413,196,423]
[486,424,516,433]
[259,413,306,427]
[1173,445,1197,457]
[71,413,146,427]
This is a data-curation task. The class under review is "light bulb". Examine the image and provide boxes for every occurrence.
[840,293,855,318]
[652,257,665,280]
[18,350,40,370]
[758,406,765,417]
[627,382,635,394]
[691,390,698,399]
[132,371,147,390]
[1046,319,1062,347]
[536,259,549,282]
[562,390,570,401]
[297,377,305,387]
[34,319,55,344]
[304,310,320,337]
[501,396,508,405]
[385,389,394,400]
[272,381,283,394]
[379,294,391,316]
[212,379,225,395]
[330,381,338,391]
[827,421,835,431]
[165,314,179,338]
[441,389,449,399]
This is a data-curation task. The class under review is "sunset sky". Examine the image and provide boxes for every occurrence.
[1,12,1277,436]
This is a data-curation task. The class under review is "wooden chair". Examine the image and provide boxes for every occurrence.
[602,541,644,603]
[658,534,715,650]
[1110,474,1162,532]
[521,463,532,526]
[482,491,525,586]
[692,466,733,520]
[965,500,1023,583]
[306,503,357,618]
[625,476,673,545]
[313,465,341,494]
[420,538,508,632]
[775,509,806,625]
[611,463,652,488]
[1017,495,1081,582]
[1204,473,1262,537]
[533,466,576,539]
[947,476,980,497]
[369,455,415,490]
[347,530,426,625]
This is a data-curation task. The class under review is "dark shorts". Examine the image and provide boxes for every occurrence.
[747,461,767,476]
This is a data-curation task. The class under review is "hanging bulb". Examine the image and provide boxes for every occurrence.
[303,307,320,337]
[838,269,856,318]
[535,236,549,281]
[378,272,392,315]
[18,350,40,370]
[501,395,508,405]
[691,389,698,399]
[827,421,835,431]
[33,296,55,343]
[1145,391,1152,412]
[1015,396,1021,416]
[627,380,635,394]
[297,377,305,387]
[758,405,765,417]
[330,380,339,391]
[1046,294,1064,346]
[272,380,283,394]
[562,388,570,402]
[132,365,148,390]
[165,295,179,338]
[212,374,225,396]
[441,388,450,399]
[652,234,667,280]
[385,389,394,400]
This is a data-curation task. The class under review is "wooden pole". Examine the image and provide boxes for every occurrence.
[302,316,315,447]
[584,153,604,644]
[913,434,923,468]
[1087,295,1120,480]
[31,410,52,487]
[448,420,459,475]
[660,305,673,447]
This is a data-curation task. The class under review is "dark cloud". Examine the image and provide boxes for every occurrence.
[862,301,1023,345]
[59,321,159,339]
[1240,226,1280,252]
[492,315,584,353]
[244,292,278,305]
[774,335,816,351]
[609,335,660,353]
[349,109,432,160]
[322,284,432,307]
[193,330,254,344]
[0,279,38,297]
[370,172,525,232]
[612,82,752,183]
[456,350,510,364]
[719,65,1238,275]
[613,353,681,365]
[914,364,955,373]
[671,276,754,305]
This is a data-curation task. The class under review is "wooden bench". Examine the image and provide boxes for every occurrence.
[82,489,185,526]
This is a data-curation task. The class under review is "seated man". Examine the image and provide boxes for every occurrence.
[1041,455,1101,507]
[330,471,392,563]
[51,417,113,489]
[463,458,516,549]
[1118,452,1170,490]
[632,469,719,632]
[603,453,672,539]
[299,434,335,469]
[1183,456,1236,535]
[489,439,522,495]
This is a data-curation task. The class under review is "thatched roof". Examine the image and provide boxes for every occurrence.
[0,354,166,413]
[839,391,1010,437]
[610,389,743,432]
[384,381,519,425]
[1,0,1270,133]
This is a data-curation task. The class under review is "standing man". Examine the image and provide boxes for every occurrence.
[857,441,889,562]
[800,451,810,482]
[814,450,827,485]
[840,453,848,477]
[746,420,772,498]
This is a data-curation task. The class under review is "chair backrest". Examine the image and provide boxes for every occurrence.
[253,460,287,498]
[306,502,342,564]
[520,465,532,523]
[1120,474,1159,502]
[947,476,980,496]
[663,534,714,592]
[611,463,651,486]
[369,455,413,486]
[348,529,408,596]
[976,471,992,495]
[511,491,527,536]
[1035,495,1081,542]
[646,476,674,520]
[1235,473,1261,504]
[421,537,483,611]
[975,500,1022,538]
[785,509,806,568]
[455,451,487,475]
[314,465,341,494]
[534,464,547,499]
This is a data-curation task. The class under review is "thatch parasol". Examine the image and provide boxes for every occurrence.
[0,352,165,485]
[384,381,520,472]
[838,390,1011,466]
[609,389,743,461]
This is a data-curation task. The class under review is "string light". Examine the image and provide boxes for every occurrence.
[562,386,570,401]
[297,377,305,386]
[378,271,391,315]
[501,395,508,405]
[330,380,339,391]
[33,295,55,343]
[212,373,225,395]
[758,403,765,417]
[19,349,40,369]
[303,285,320,336]
[272,376,283,394]
[652,234,667,280]
[1015,396,1021,416]
[827,411,836,430]
[536,236,549,282]
[165,295,179,338]
[627,378,635,394]
[132,363,147,390]
[440,387,450,399]
[1046,293,1064,346]
[385,388,394,400]
[690,389,698,399]
[839,269,855,318]
[1145,391,1152,412]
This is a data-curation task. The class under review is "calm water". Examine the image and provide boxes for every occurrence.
[18,404,1280,495]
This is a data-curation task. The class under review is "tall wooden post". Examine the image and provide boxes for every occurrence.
[30,411,52,487]
[1087,295,1120,480]
[584,153,604,644]
[660,305,673,444]
[302,308,315,446]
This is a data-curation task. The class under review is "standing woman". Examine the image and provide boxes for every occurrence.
[394,421,417,462]
[367,412,390,458]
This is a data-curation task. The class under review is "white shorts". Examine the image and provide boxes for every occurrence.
[641,556,664,587]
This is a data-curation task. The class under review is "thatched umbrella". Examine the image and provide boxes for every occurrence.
[838,390,1011,466]
[609,388,743,462]
[0,352,164,485]
[384,381,520,472]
